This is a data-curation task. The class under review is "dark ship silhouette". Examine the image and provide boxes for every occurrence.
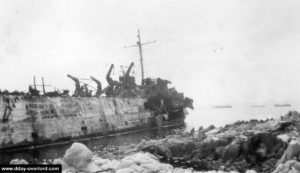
[274,104,291,107]
[0,31,193,150]
[212,105,232,109]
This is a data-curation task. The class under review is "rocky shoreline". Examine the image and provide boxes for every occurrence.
[10,111,300,173]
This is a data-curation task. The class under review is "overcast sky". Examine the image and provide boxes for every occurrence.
[0,0,300,107]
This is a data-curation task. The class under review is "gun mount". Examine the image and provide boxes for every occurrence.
[119,62,136,91]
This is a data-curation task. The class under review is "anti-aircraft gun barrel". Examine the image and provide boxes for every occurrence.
[106,64,117,86]
[125,62,134,77]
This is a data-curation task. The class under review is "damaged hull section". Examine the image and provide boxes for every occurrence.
[0,95,186,150]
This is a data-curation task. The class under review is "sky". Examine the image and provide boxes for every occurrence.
[0,0,300,108]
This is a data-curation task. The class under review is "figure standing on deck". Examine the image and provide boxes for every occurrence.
[120,62,136,90]
[67,74,81,97]
[90,76,105,97]
[2,97,12,122]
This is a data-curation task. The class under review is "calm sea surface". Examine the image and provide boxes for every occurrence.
[1,105,298,163]
[0,127,178,163]
[186,105,300,129]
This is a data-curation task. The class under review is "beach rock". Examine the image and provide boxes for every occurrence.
[171,168,193,173]
[9,159,28,164]
[62,142,101,173]
[138,134,195,162]
[277,134,290,143]
[222,139,241,161]
[272,160,300,173]
[132,114,295,172]
[92,157,110,166]
[282,111,300,122]
[100,160,121,170]
[243,132,285,163]
[115,167,136,173]
[96,152,250,173]
[245,170,257,173]
[206,125,216,131]
[141,145,172,161]
[277,139,300,165]
[97,152,173,173]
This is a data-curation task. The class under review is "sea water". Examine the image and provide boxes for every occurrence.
[186,104,300,129]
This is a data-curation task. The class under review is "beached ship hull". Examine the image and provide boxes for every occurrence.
[0,95,186,150]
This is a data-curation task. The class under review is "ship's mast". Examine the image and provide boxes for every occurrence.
[42,77,45,94]
[125,30,155,84]
[137,30,144,83]
[33,76,37,90]
[32,76,51,94]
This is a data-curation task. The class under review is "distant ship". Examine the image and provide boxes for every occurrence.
[274,104,291,107]
[212,105,232,109]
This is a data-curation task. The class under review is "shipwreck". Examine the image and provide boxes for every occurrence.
[0,31,193,150]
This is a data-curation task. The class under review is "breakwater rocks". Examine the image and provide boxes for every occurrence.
[133,111,300,173]
[10,110,300,173]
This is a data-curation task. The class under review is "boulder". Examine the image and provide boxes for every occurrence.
[222,140,241,161]
[243,132,285,163]
[277,139,300,165]
[62,142,101,173]
[273,160,300,173]
[277,134,290,143]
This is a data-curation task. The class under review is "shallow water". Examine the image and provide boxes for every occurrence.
[0,126,182,164]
